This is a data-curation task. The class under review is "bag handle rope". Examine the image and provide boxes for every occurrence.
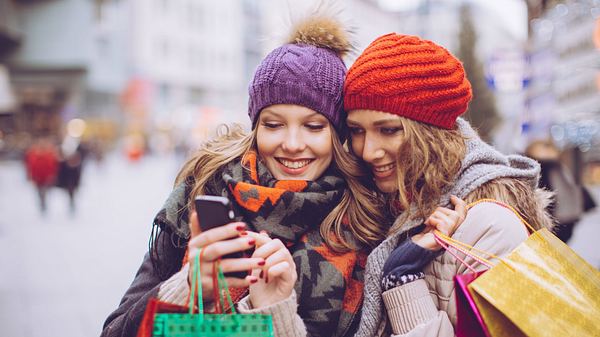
[433,199,536,272]
[188,248,237,319]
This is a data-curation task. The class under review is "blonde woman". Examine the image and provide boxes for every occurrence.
[343,33,554,337]
[101,14,389,337]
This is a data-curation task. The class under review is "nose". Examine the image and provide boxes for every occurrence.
[361,134,385,163]
[282,128,306,153]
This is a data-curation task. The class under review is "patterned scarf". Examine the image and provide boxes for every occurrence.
[152,151,368,336]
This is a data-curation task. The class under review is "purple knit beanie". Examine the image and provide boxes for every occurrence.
[248,16,351,134]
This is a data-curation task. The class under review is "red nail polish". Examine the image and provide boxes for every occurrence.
[259,270,264,279]
[235,225,246,231]
[258,260,265,266]
[265,276,269,284]
[250,278,258,284]
[247,239,256,245]
[239,231,248,236]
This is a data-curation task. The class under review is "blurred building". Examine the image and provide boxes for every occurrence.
[527,1,600,171]
[0,0,128,154]
[0,0,251,156]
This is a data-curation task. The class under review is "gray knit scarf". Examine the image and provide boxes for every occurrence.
[354,118,540,337]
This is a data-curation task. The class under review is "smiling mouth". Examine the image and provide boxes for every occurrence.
[372,163,395,178]
[276,158,314,169]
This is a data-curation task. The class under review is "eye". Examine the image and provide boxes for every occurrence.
[261,121,283,129]
[306,123,326,131]
[348,127,364,135]
[381,127,402,135]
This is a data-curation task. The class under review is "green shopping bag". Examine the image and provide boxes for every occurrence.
[152,253,274,337]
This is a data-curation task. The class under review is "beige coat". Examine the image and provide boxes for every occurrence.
[382,201,531,337]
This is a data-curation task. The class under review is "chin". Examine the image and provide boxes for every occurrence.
[375,180,397,194]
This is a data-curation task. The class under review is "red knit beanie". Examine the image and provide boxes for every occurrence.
[344,33,472,129]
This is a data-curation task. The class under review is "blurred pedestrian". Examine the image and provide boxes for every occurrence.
[526,139,597,242]
[24,137,59,213]
[56,135,86,213]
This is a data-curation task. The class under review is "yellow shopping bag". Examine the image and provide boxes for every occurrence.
[436,199,600,337]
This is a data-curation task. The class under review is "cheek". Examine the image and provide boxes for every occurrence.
[350,138,362,157]
[311,131,333,161]
[256,130,275,157]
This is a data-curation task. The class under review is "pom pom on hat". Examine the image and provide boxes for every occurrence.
[248,8,352,134]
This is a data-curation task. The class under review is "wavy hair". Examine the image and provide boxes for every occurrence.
[391,117,553,232]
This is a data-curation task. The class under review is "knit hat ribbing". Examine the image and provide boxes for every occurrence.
[248,16,351,134]
[344,33,472,129]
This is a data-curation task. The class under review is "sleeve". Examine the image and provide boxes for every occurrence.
[237,290,307,337]
[101,230,185,337]
[383,202,529,337]
[383,279,454,337]
[382,239,439,291]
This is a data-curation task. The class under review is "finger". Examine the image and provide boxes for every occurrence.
[252,238,285,260]
[266,261,295,283]
[189,211,200,238]
[263,249,294,272]
[431,213,454,231]
[244,231,272,247]
[219,276,255,288]
[219,257,265,274]
[188,222,247,249]
[202,237,256,261]
[450,195,467,218]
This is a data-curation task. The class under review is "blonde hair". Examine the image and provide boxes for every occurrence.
[391,117,553,232]
[175,123,386,251]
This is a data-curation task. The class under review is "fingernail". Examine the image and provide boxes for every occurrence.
[239,231,248,236]
[247,239,256,246]
[258,260,265,266]
[259,270,264,279]
[250,277,258,284]
[235,224,246,231]
[265,276,269,284]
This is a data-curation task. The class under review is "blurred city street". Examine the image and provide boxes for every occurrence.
[1,152,600,337]
[0,152,179,337]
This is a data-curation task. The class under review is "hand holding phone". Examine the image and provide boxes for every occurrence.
[194,195,252,278]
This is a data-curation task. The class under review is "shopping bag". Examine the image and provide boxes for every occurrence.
[435,229,494,337]
[454,271,490,337]
[436,199,600,337]
[138,252,274,337]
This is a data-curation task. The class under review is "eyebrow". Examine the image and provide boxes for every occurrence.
[347,118,401,126]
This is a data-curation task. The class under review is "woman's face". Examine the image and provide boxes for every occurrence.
[256,104,333,181]
[347,109,405,193]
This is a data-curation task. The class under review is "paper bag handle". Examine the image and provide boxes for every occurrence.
[433,198,534,271]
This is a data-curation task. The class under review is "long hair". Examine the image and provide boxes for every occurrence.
[391,117,553,232]
[175,123,386,252]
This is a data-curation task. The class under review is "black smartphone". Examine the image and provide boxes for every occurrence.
[194,195,249,279]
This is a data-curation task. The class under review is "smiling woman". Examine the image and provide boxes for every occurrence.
[100,8,387,337]
[257,104,333,181]
[344,32,554,337]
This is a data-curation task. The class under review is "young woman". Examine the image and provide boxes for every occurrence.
[100,14,387,337]
[343,33,554,337]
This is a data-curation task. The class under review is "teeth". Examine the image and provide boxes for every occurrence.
[374,164,395,172]
[279,159,311,169]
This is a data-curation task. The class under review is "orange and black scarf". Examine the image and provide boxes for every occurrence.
[151,152,368,336]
